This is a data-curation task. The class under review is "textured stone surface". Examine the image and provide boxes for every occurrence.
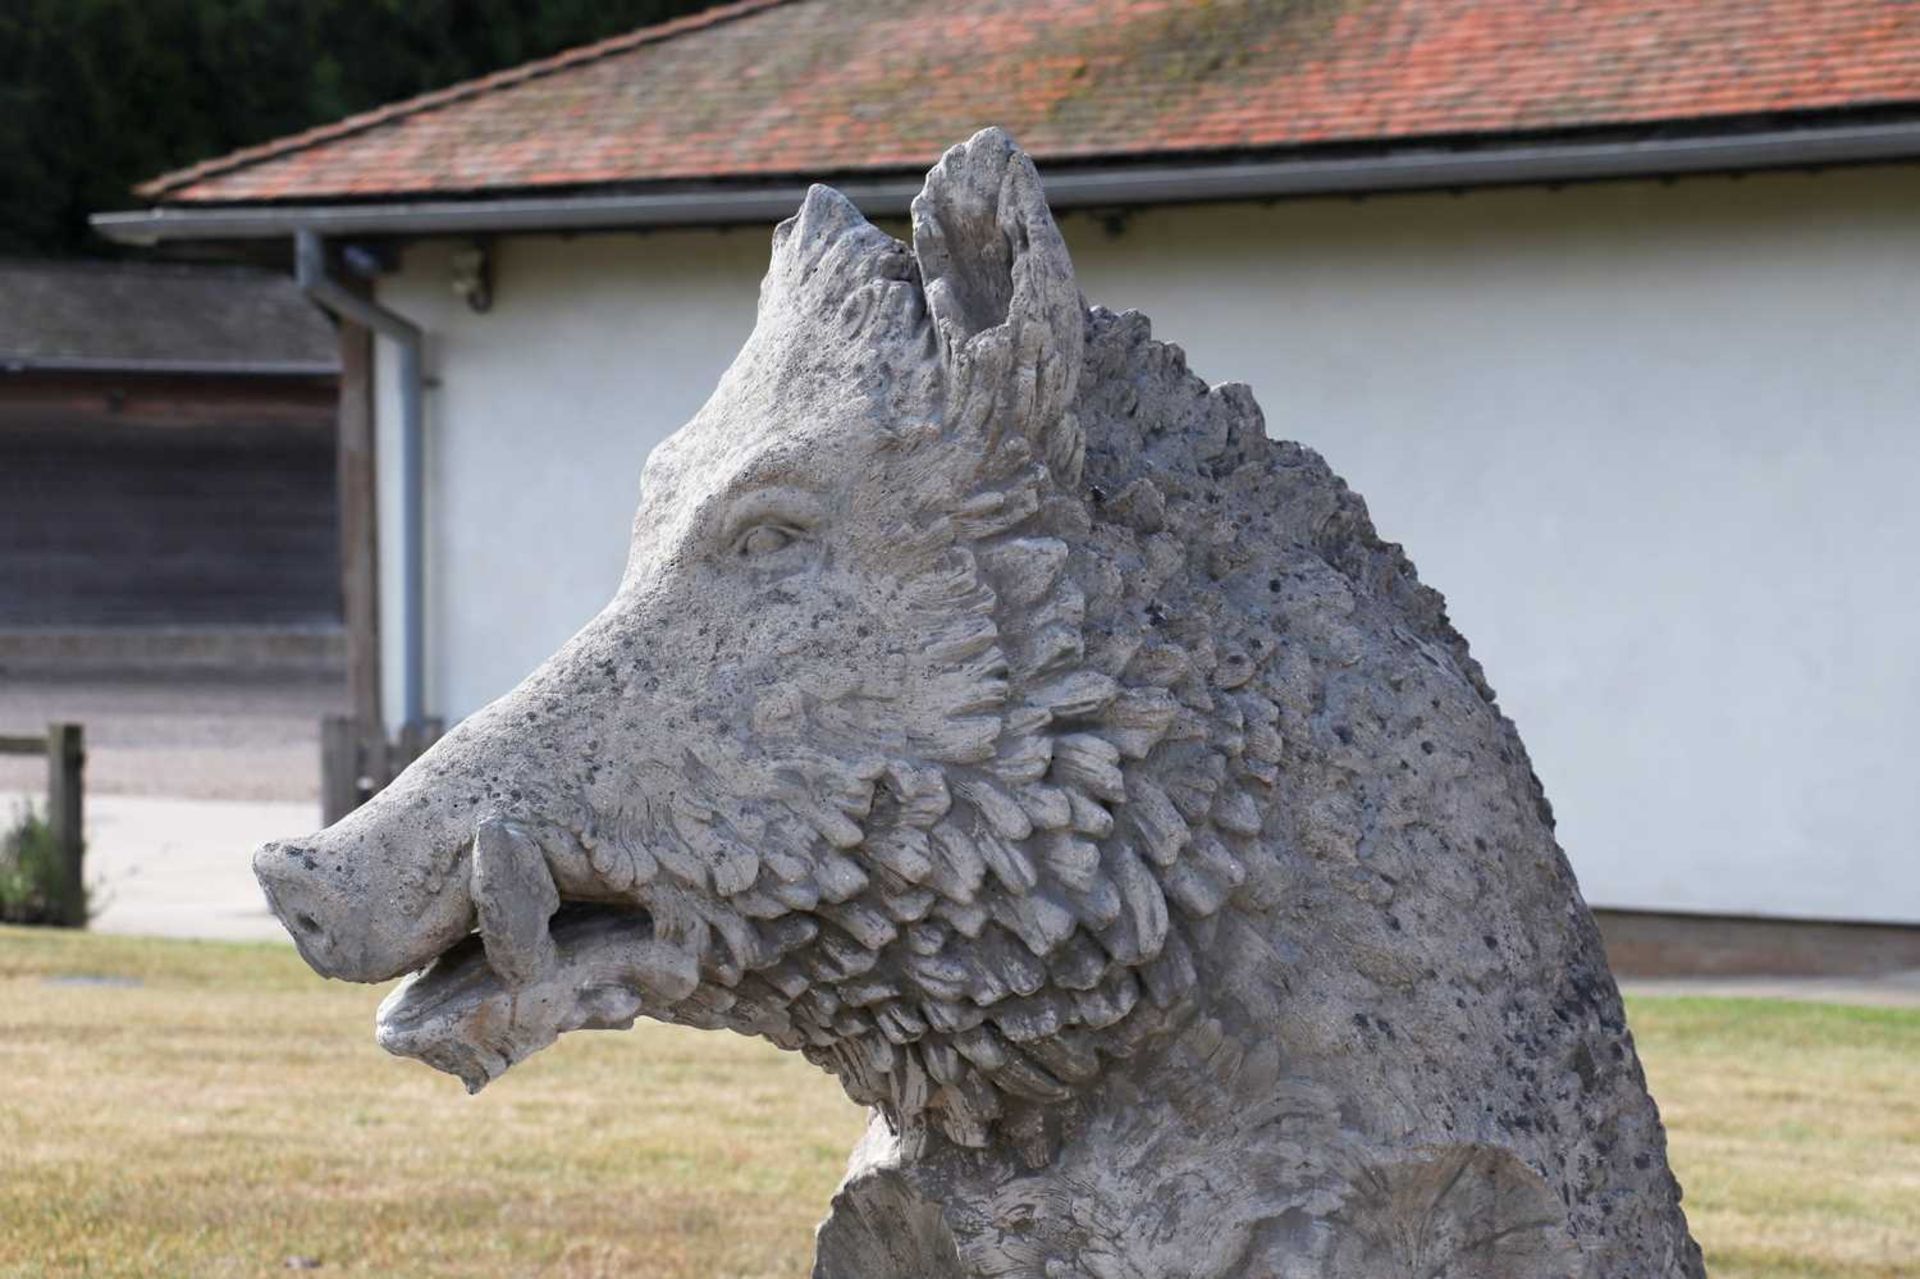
[254,129,1703,1277]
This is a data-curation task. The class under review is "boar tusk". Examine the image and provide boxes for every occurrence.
[471,817,560,989]
[622,939,700,1004]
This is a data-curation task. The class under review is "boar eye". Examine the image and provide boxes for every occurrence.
[735,524,800,558]
[720,486,822,562]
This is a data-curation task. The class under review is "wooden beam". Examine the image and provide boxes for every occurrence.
[335,309,383,743]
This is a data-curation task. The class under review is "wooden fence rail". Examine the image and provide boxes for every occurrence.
[0,723,85,927]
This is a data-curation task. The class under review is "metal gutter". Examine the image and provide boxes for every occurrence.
[293,229,427,732]
[93,118,1920,244]
[0,355,340,377]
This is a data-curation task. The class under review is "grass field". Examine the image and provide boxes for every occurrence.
[1,927,1914,1278]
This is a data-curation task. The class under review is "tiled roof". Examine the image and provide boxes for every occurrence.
[142,0,1920,205]
[0,259,336,372]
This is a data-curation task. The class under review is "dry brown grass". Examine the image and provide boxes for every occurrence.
[1630,996,1918,1278]
[1,928,865,1278]
[1,926,1913,1277]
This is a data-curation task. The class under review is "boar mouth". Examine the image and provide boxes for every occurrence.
[376,901,694,1093]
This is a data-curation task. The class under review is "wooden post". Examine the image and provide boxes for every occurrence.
[395,718,445,772]
[45,722,83,927]
[320,714,359,827]
[336,311,386,760]
[320,714,445,826]
[317,299,392,829]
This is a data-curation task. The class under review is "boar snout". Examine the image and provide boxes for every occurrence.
[252,837,402,980]
[252,805,478,984]
[253,629,621,988]
[253,839,340,963]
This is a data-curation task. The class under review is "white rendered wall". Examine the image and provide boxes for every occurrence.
[374,166,1920,923]
[373,230,766,727]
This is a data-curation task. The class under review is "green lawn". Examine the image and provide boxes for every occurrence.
[1,927,1913,1277]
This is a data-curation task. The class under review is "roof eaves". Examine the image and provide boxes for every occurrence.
[134,0,795,201]
[94,112,1920,246]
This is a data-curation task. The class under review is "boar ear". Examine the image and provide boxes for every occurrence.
[767,183,911,322]
[912,128,1085,485]
[471,817,559,989]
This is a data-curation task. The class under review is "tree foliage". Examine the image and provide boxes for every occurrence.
[0,0,723,256]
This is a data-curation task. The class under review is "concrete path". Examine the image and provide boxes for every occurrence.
[4,790,310,943]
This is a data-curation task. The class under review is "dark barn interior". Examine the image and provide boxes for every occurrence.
[0,260,340,638]
[0,377,339,628]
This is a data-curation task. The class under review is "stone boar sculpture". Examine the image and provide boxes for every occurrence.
[256,129,1703,1277]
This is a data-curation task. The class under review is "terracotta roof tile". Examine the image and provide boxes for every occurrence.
[142,0,1920,204]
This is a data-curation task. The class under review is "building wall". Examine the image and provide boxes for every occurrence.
[373,165,1920,923]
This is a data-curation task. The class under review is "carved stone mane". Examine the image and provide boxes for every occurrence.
[814,296,1703,1276]
[255,129,1704,1279]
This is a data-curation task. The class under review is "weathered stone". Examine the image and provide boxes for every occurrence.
[254,128,1703,1277]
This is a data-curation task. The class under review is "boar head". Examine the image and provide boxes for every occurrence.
[254,129,1217,1153]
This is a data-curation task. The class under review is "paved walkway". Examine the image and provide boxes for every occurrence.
[5,790,311,943]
